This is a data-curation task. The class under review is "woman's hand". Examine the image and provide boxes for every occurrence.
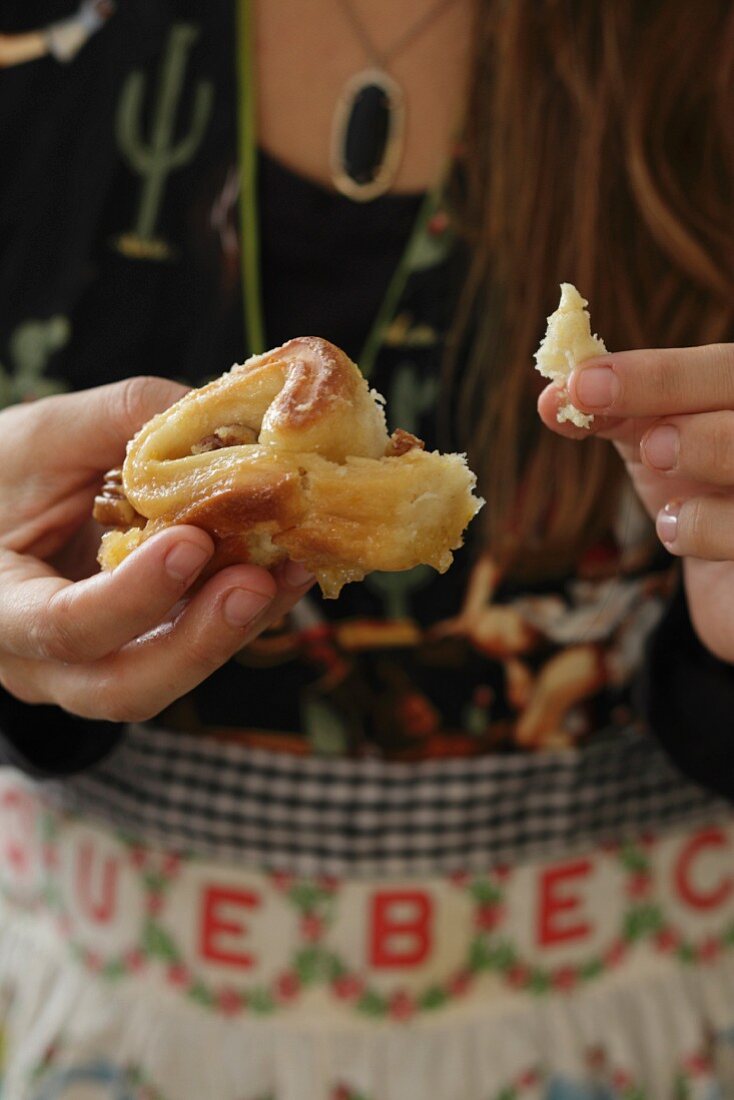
[0,378,313,723]
[538,343,734,663]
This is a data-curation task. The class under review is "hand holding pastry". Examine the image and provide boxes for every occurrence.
[0,379,312,724]
[537,283,734,663]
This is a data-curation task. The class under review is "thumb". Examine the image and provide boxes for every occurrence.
[33,376,190,472]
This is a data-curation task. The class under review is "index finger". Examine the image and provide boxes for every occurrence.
[569,344,734,420]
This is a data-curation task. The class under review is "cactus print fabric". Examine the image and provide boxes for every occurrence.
[0,0,684,765]
[0,0,721,774]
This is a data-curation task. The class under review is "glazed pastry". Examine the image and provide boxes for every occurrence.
[94,337,483,598]
[534,283,607,429]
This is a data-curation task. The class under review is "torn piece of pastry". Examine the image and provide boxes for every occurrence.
[534,283,607,429]
[94,337,483,599]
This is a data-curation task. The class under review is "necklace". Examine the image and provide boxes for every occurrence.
[331,0,458,202]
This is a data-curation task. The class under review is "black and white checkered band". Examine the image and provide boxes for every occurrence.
[37,724,726,878]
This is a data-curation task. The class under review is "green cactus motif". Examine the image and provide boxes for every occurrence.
[114,23,213,260]
[0,316,70,409]
[365,565,433,621]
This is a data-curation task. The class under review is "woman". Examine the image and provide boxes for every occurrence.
[0,1,733,1097]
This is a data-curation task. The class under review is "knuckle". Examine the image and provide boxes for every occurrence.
[30,610,82,664]
[182,635,224,678]
[650,356,686,408]
[709,343,734,401]
[683,498,718,558]
[685,498,706,547]
[180,616,252,681]
[707,416,734,480]
[35,589,101,664]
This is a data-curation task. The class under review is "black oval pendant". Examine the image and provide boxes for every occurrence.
[331,69,405,202]
[344,83,390,186]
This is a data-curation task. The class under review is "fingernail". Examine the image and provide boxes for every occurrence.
[657,501,681,548]
[283,560,315,589]
[223,587,273,626]
[644,425,679,471]
[164,542,211,583]
[574,366,620,410]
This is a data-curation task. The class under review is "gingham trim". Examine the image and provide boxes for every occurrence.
[36,724,728,877]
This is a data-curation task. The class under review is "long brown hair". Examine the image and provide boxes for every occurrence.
[449,0,734,578]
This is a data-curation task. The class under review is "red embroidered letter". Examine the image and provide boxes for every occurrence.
[199,886,261,968]
[76,841,119,924]
[674,828,733,911]
[1,789,34,877]
[538,859,593,947]
[370,891,432,968]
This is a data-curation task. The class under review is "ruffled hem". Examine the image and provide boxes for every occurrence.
[2,910,734,1100]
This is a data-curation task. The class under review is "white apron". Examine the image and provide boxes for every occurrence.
[0,724,732,1100]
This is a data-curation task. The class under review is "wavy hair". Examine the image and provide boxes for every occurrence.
[447,0,734,577]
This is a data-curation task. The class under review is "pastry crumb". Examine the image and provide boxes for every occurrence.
[534,283,607,430]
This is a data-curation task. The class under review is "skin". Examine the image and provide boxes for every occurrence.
[255,0,473,194]
[537,344,734,664]
[0,379,314,722]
